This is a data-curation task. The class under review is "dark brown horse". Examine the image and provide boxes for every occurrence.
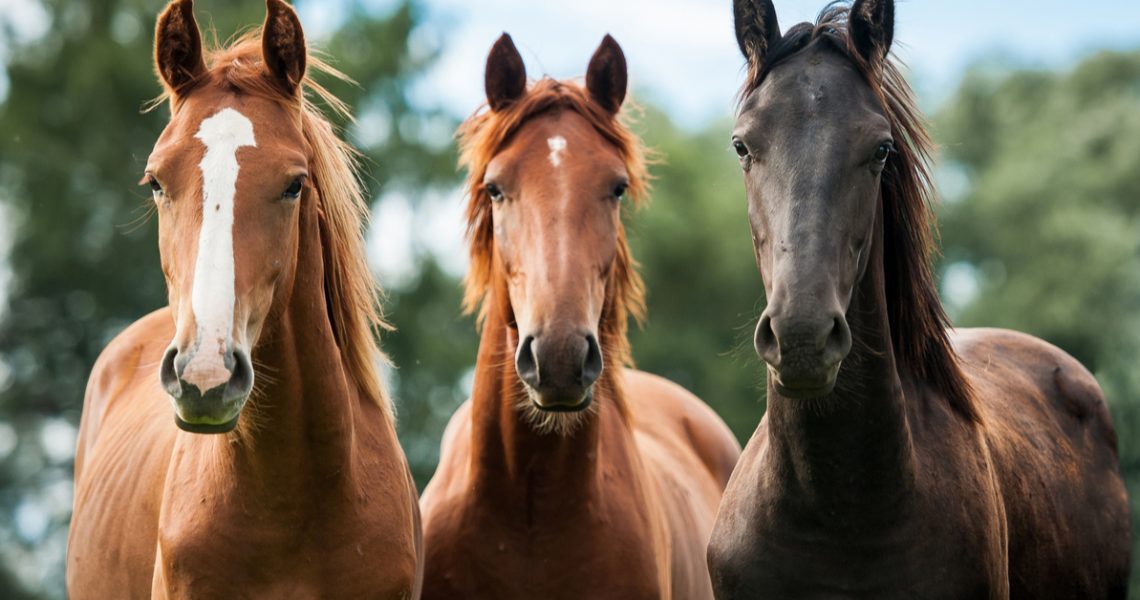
[708,1,1130,597]
[67,1,421,596]
[420,34,741,598]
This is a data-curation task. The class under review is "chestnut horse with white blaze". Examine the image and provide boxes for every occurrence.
[420,34,741,599]
[66,1,421,596]
[708,1,1130,598]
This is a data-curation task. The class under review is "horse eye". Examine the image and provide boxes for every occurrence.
[485,183,504,202]
[612,182,628,199]
[282,177,304,200]
[874,142,894,162]
[145,175,164,199]
[732,139,749,158]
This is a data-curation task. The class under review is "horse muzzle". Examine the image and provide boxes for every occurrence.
[515,332,602,412]
[756,309,851,399]
[160,345,254,433]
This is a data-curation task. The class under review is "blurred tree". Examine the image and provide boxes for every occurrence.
[934,50,1140,595]
[627,105,766,441]
[1,0,1136,594]
[0,0,455,596]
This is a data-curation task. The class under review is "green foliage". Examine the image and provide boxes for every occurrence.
[934,50,1140,595]
[627,105,766,441]
[0,0,455,596]
[0,0,1136,596]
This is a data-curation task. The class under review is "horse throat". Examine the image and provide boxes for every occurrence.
[764,203,918,517]
[467,286,624,500]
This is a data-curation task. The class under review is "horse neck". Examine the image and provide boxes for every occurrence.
[468,286,632,501]
[764,201,917,516]
[184,189,377,491]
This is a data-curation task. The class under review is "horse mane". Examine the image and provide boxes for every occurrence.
[457,78,648,371]
[739,3,977,421]
[160,31,393,418]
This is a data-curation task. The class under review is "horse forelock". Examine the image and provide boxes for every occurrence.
[739,3,977,421]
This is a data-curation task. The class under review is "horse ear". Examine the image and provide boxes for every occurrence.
[734,0,781,68]
[850,0,894,64]
[262,0,307,95]
[154,0,207,93]
[485,33,527,112]
[586,34,627,114]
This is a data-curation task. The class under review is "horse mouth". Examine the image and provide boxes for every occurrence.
[174,413,241,434]
[770,368,837,399]
[527,387,594,413]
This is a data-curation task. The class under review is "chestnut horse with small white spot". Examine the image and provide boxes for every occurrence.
[708,1,1130,598]
[66,1,421,597]
[420,34,741,599]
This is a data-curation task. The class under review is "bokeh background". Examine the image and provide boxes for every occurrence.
[0,0,1138,597]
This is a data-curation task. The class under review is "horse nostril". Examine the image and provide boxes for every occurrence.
[159,346,182,398]
[754,314,779,365]
[515,335,540,389]
[580,334,603,388]
[824,315,852,361]
[226,349,255,403]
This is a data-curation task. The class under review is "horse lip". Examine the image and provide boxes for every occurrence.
[174,412,240,434]
[531,389,593,413]
[770,367,836,399]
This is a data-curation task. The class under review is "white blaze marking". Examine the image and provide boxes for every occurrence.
[547,135,567,167]
[182,108,256,391]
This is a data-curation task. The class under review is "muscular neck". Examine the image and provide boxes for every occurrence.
[175,195,377,497]
[763,210,917,531]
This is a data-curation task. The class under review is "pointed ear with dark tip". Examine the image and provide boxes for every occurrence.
[734,0,781,68]
[850,0,894,64]
[154,0,207,92]
[262,0,307,95]
[485,33,527,112]
[586,34,627,114]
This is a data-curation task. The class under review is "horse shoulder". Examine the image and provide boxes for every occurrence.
[421,398,473,508]
[75,308,173,474]
[622,368,741,488]
[69,308,176,598]
[620,369,739,599]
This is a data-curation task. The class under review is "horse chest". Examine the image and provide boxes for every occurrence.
[709,446,1007,599]
[155,492,417,598]
[424,491,666,599]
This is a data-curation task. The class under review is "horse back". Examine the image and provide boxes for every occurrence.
[68,308,179,598]
[954,327,1131,598]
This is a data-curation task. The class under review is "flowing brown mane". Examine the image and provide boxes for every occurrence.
[160,32,392,417]
[458,78,648,370]
[740,4,976,421]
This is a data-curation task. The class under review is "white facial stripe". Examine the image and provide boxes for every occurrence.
[182,107,256,392]
[547,135,567,168]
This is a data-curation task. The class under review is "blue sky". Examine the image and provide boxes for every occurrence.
[304,0,1140,283]
[299,0,1140,129]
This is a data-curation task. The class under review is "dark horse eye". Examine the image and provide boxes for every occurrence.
[282,177,305,200]
[612,183,628,199]
[145,175,163,197]
[732,139,749,158]
[874,142,894,162]
[485,183,504,202]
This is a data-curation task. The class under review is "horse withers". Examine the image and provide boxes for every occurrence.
[708,0,1130,598]
[66,1,422,596]
[420,34,741,599]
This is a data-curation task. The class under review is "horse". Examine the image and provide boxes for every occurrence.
[707,1,1131,597]
[66,1,422,596]
[419,34,741,599]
